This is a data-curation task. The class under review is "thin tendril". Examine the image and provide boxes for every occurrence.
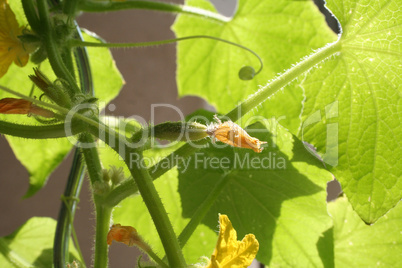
[69,35,263,78]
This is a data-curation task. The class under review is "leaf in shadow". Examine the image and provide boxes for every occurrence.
[178,121,333,266]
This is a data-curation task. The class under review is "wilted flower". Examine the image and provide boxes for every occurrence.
[0,98,54,118]
[107,224,143,248]
[207,115,267,153]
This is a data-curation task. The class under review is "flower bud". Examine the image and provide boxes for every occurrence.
[29,68,72,108]
[92,180,110,195]
[109,166,125,185]
[102,169,111,182]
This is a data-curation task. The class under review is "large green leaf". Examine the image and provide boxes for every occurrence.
[0,62,73,197]
[300,0,401,223]
[172,0,337,132]
[0,4,123,197]
[0,217,82,268]
[177,120,333,266]
[325,197,402,267]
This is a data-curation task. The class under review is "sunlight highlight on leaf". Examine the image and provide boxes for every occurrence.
[173,0,337,132]
[301,0,401,223]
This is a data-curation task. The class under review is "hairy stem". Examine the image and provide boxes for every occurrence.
[226,40,342,121]
[21,0,41,33]
[93,203,112,268]
[36,0,80,93]
[80,133,103,185]
[0,121,82,139]
[124,150,186,267]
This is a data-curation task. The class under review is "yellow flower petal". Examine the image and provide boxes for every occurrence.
[0,0,30,77]
[206,214,259,268]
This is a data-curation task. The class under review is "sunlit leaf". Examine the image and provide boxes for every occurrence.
[320,197,402,267]
[300,0,401,223]
[173,0,337,132]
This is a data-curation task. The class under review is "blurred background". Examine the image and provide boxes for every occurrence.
[0,0,340,267]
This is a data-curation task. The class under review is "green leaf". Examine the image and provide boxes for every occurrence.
[177,120,333,266]
[300,0,401,223]
[0,62,73,197]
[172,0,337,132]
[9,0,27,26]
[81,30,124,108]
[327,197,402,267]
[0,217,82,268]
[104,144,218,264]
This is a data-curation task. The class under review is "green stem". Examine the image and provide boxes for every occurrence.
[80,133,103,185]
[21,0,41,33]
[70,36,262,77]
[93,203,112,268]
[123,150,186,267]
[0,121,82,139]
[101,179,136,208]
[54,150,85,267]
[63,0,79,18]
[70,223,86,268]
[36,0,80,93]
[80,132,110,268]
[54,19,94,268]
[226,40,342,121]
[60,47,76,79]
[72,22,94,95]
[142,246,168,268]
[79,0,229,23]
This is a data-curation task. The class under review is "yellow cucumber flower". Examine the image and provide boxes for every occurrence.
[206,214,259,268]
[0,0,31,77]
